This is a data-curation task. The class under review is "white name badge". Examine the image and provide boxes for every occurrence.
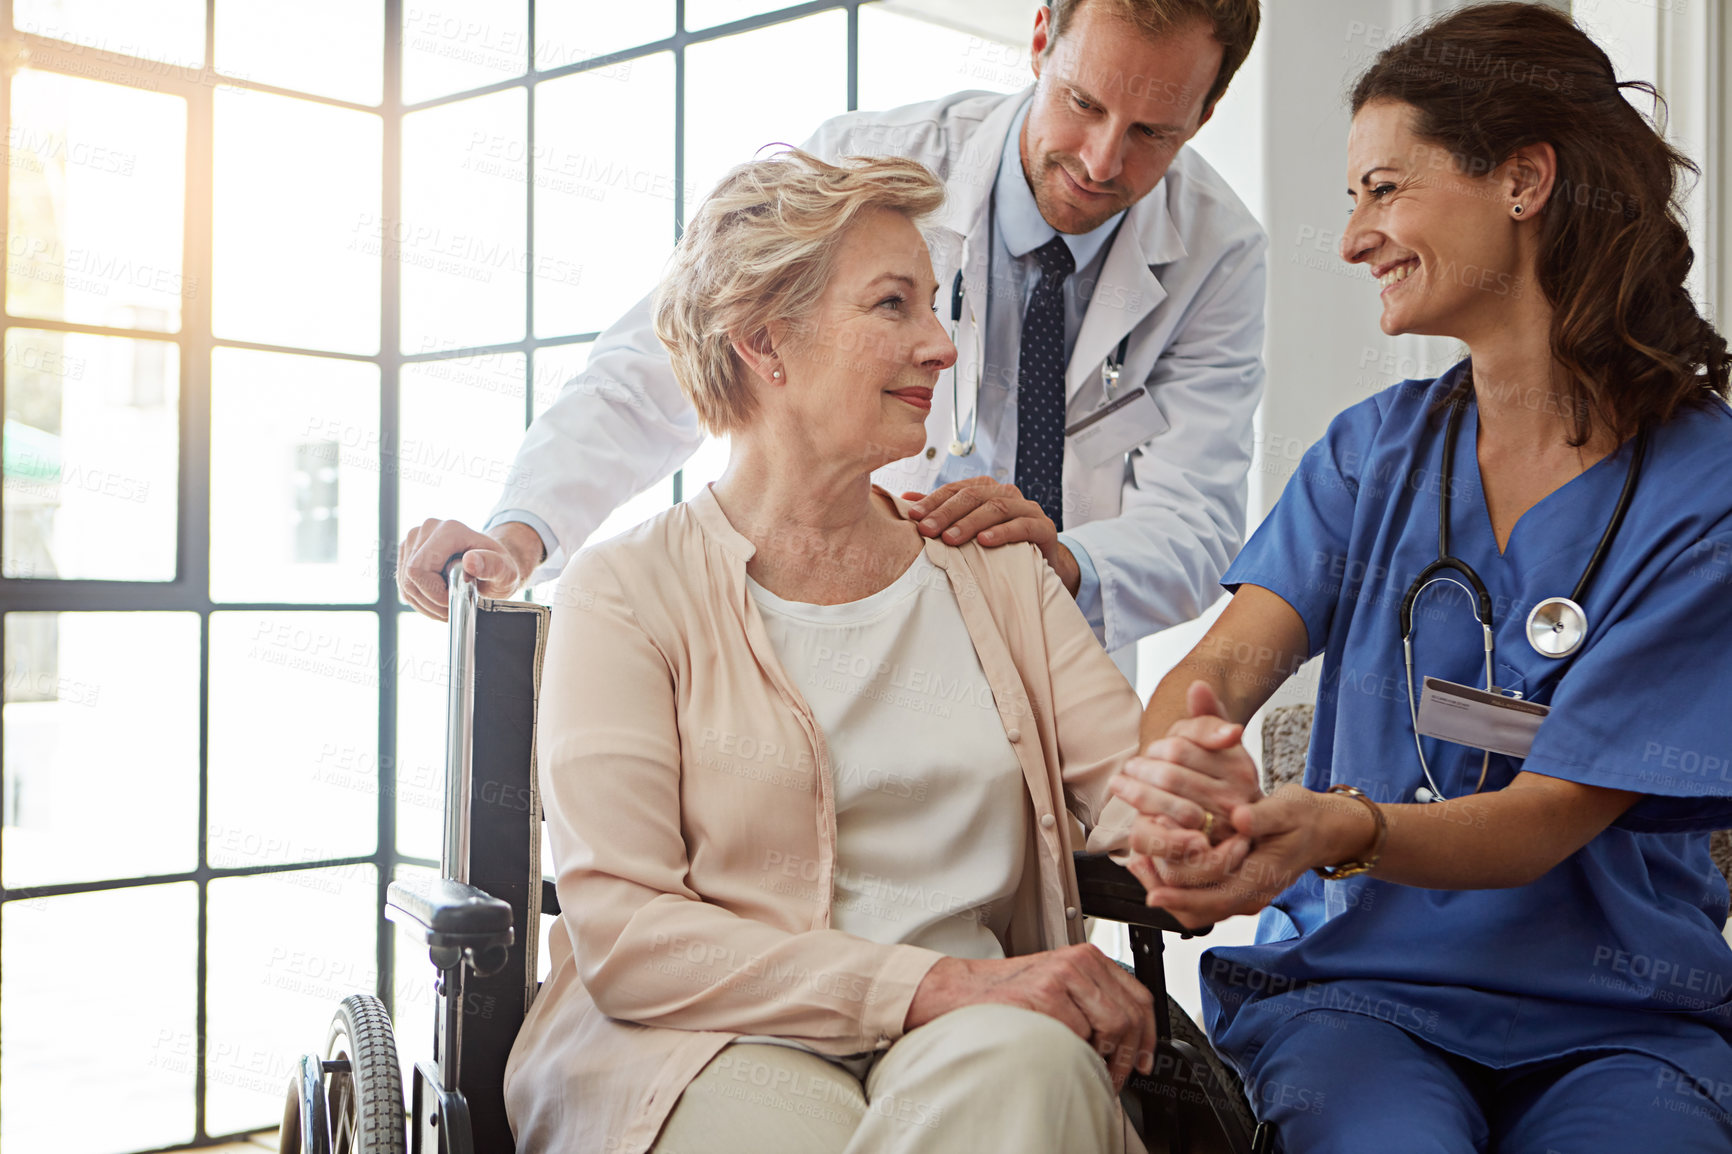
[1415,677,1550,760]
[1064,385,1170,469]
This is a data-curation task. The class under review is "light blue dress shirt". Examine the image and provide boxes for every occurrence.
[934,97,1125,633]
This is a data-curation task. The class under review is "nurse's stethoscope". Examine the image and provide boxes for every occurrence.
[944,259,1130,457]
[1398,393,1647,801]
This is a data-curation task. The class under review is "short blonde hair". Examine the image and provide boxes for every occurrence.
[653,149,946,435]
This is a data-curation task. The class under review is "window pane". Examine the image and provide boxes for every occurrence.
[403,0,528,105]
[1,884,197,1154]
[2,330,178,581]
[3,612,198,887]
[214,88,382,354]
[859,8,1031,111]
[684,0,796,31]
[391,862,439,1081]
[400,88,527,353]
[207,612,380,868]
[683,11,847,225]
[395,613,446,862]
[530,340,592,422]
[6,70,187,332]
[399,355,529,540]
[535,0,672,67]
[534,51,675,337]
[677,435,731,504]
[13,0,205,68]
[209,348,380,604]
[205,866,378,1134]
[215,0,384,105]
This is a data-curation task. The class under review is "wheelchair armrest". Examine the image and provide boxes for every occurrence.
[386,876,515,951]
[1073,852,1212,938]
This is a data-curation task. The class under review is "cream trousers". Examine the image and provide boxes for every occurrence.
[650,1004,1130,1154]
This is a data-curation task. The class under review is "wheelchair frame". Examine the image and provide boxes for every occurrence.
[290,570,1274,1154]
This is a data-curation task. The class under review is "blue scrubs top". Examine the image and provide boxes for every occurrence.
[1204,364,1732,1084]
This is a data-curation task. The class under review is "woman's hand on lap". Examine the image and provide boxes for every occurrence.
[904,944,1156,1092]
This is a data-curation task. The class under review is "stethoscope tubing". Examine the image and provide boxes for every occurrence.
[1398,391,1647,801]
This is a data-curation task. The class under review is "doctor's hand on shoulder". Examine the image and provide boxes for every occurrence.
[902,476,1080,596]
[397,518,544,622]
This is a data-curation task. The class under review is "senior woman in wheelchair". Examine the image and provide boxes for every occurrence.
[1108,5,1732,1151]
[504,150,1153,1154]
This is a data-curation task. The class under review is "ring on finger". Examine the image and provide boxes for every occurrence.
[1200,810,1216,841]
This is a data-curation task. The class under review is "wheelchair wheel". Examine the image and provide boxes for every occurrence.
[1126,995,1260,1154]
[323,994,406,1154]
[1165,995,1257,1142]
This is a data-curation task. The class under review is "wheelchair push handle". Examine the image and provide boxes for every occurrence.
[444,567,480,883]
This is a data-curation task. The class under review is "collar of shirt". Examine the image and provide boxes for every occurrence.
[993,97,1126,271]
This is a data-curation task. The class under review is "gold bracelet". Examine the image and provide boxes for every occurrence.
[1313,784,1388,881]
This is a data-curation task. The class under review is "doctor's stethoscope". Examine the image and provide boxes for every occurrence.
[944,263,1130,458]
[1398,393,1647,802]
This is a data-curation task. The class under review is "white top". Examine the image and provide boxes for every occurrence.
[746,551,1028,961]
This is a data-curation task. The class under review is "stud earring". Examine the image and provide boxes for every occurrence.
[1512,204,1525,217]
[772,370,782,379]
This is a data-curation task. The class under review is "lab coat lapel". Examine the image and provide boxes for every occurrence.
[927,89,1025,469]
[1064,177,1187,401]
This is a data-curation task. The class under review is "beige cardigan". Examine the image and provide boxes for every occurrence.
[504,486,1141,1154]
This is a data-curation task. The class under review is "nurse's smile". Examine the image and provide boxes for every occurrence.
[1376,258,1418,296]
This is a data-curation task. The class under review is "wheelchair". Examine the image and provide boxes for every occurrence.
[282,570,1276,1154]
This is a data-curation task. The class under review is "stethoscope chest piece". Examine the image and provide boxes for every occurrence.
[1526,597,1587,658]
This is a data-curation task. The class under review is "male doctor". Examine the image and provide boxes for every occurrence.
[400,0,1266,674]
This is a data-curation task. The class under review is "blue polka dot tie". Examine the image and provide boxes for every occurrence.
[1015,236,1075,531]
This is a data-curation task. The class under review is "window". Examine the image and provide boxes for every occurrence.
[0,3,1029,1149]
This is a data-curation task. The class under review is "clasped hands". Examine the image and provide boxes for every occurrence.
[1109,682,1327,929]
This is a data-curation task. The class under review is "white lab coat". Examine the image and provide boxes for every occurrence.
[491,89,1267,663]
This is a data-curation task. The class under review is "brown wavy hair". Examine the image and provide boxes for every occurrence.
[1349,2,1728,444]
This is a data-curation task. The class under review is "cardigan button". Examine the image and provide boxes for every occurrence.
[925,447,937,459]
[1065,906,1078,919]
[1006,728,1022,743]
[1039,814,1056,830]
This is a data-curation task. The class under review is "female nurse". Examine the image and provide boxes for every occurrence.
[1104,4,1732,1151]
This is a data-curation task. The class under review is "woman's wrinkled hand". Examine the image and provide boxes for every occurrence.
[903,943,1156,1092]
[1109,682,1265,895]
[1131,784,1327,929]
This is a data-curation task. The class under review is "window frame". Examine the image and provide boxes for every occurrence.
[0,1,870,1147]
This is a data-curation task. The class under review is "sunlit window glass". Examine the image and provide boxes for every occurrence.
[683,10,848,225]
[209,348,381,604]
[399,354,529,537]
[2,329,179,581]
[534,0,672,68]
[12,0,205,68]
[1,885,198,1154]
[530,339,592,422]
[533,52,675,337]
[401,88,528,353]
[3,612,199,888]
[205,866,377,1133]
[213,88,382,354]
[215,0,385,105]
[394,615,446,862]
[6,70,187,332]
[684,0,792,32]
[402,0,528,106]
[207,612,380,869]
[858,7,1032,111]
